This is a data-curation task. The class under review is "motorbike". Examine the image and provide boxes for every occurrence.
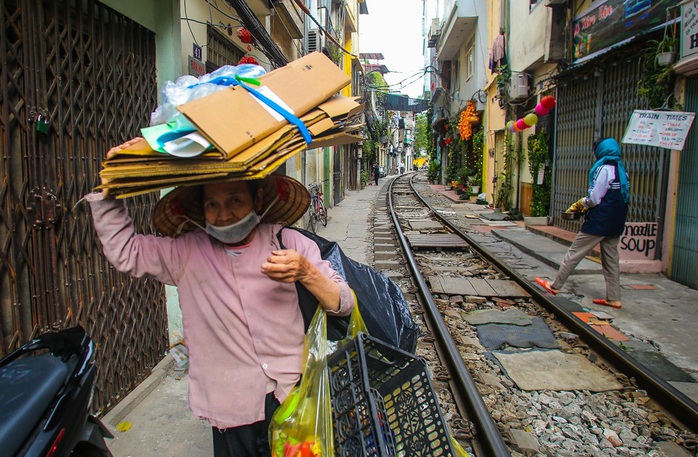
[0,326,113,456]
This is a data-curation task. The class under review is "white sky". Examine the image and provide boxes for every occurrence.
[359,0,426,99]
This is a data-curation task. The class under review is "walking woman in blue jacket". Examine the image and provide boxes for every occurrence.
[536,137,630,309]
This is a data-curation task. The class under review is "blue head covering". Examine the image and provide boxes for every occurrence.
[589,138,630,203]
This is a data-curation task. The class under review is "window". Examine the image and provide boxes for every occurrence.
[466,44,474,81]
[206,26,245,72]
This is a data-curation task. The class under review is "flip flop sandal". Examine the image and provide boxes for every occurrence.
[535,277,558,295]
[592,299,622,309]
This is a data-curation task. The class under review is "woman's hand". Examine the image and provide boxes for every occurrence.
[101,137,143,196]
[262,249,341,312]
[106,137,143,160]
[261,249,310,283]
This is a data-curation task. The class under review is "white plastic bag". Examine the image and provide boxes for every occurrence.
[150,64,266,126]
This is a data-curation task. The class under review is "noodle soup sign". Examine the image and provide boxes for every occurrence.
[620,222,657,261]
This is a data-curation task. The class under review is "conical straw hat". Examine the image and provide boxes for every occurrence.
[153,174,310,238]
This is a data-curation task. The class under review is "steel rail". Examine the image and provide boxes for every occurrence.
[408,176,698,432]
[387,177,512,457]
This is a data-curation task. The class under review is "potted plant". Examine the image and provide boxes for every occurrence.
[655,35,678,67]
[637,36,678,108]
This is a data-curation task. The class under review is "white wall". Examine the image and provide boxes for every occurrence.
[508,2,550,72]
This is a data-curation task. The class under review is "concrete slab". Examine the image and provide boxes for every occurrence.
[653,441,693,456]
[494,349,623,391]
[491,228,602,274]
[408,220,443,230]
[624,350,695,382]
[463,309,533,326]
[669,381,698,404]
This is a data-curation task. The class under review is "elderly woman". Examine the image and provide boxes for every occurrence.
[536,137,630,309]
[86,139,354,457]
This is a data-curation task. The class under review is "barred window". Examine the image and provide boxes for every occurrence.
[206,25,245,72]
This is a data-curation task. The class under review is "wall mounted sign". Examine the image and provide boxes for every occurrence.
[682,0,698,59]
[573,0,675,63]
[622,110,695,150]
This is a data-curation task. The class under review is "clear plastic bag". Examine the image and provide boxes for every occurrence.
[149,63,266,126]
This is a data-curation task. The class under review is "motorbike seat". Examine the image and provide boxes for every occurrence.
[0,353,68,456]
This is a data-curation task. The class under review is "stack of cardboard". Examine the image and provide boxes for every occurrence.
[98,53,364,198]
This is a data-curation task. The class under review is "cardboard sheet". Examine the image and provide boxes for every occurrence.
[98,53,364,197]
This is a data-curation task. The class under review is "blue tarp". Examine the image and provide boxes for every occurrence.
[385,93,429,112]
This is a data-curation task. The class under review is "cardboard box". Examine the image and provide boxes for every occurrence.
[177,52,350,159]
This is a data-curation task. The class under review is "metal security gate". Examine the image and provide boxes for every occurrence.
[553,55,664,245]
[671,76,698,288]
[0,0,168,414]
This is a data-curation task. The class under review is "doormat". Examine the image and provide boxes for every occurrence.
[494,349,623,391]
[476,317,558,350]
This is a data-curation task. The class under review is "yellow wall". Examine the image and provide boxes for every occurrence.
[484,0,506,202]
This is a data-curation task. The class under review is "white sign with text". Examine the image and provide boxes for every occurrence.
[622,110,695,150]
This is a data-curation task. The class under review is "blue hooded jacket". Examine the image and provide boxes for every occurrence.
[581,138,630,237]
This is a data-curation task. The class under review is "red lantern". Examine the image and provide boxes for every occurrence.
[237,27,253,44]
[541,95,556,110]
[238,56,258,65]
[516,119,527,130]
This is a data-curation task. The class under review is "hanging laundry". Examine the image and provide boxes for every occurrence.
[489,31,507,74]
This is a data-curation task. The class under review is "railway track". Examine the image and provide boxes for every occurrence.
[369,173,698,456]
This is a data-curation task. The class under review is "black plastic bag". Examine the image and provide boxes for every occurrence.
[278,228,419,353]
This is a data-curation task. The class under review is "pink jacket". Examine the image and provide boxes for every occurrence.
[87,193,354,428]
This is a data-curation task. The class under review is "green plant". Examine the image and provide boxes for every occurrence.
[458,166,474,185]
[427,160,441,183]
[495,132,519,210]
[360,169,369,188]
[496,65,511,109]
[471,129,484,187]
[637,38,678,109]
[527,131,552,217]
[655,35,678,53]
[324,43,344,66]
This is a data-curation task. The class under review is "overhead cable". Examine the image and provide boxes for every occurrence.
[290,0,357,58]
[224,0,288,68]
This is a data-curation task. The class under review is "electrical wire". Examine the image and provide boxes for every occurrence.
[183,0,200,47]
[225,0,288,67]
[269,1,304,57]
[290,0,357,58]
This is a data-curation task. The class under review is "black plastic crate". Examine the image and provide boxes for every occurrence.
[328,333,454,456]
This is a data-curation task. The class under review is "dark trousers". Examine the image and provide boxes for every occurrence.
[374,174,379,185]
[212,392,280,457]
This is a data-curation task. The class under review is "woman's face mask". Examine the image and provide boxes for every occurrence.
[205,209,260,244]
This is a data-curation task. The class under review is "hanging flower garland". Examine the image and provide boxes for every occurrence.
[237,28,253,44]
[238,56,259,65]
[458,101,478,140]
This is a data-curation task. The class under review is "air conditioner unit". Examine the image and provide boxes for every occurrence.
[509,73,529,100]
[306,28,324,54]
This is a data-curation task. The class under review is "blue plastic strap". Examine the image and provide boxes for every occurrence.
[188,76,312,144]
[235,78,312,145]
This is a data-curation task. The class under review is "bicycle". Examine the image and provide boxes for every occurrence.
[307,182,327,233]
